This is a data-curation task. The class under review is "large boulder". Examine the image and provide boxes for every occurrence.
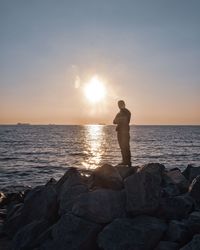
[98,215,167,250]
[72,189,126,224]
[89,164,123,190]
[39,213,102,250]
[154,241,179,250]
[56,167,85,193]
[165,169,189,193]
[187,211,200,235]
[3,203,23,237]
[125,163,164,215]
[165,220,191,246]
[56,168,88,215]
[180,234,200,250]
[20,184,58,226]
[139,163,165,176]
[12,219,50,250]
[159,195,194,220]
[161,183,180,198]
[182,165,200,183]
[189,175,200,208]
[4,183,58,238]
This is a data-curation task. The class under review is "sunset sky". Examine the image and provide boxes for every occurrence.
[0,0,200,125]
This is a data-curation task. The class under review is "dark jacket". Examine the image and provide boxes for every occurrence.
[113,108,131,133]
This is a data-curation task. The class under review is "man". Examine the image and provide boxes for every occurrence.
[113,100,131,166]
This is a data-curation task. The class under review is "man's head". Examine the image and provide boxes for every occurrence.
[118,100,125,110]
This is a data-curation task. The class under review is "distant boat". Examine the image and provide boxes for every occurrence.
[17,123,30,126]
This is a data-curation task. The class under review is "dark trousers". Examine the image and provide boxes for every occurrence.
[117,131,131,166]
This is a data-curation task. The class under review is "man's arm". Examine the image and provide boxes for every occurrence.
[113,113,120,124]
[113,113,128,125]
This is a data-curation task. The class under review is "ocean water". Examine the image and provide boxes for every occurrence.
[0,125,200,189]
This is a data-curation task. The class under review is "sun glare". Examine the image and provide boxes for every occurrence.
[84,76,106,103]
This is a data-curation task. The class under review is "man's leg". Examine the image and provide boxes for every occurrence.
[117,132,125,164]
[121,133,131,166]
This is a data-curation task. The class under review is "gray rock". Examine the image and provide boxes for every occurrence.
[162,183,180,197]
[165,220,191,245]
[5,184,58,238]
[39,213,102,250]
[165,169,189,193]
[180,234,200,250]
[125,164,163,214]
[90,164,123,190]
[98,215,167,250]
[182,165,200,183]
[189,176,200,208]
[154,241,179,250]
[3,204,23,237]
[140,163,165,176]
[56,167,85,193]
[56,168,88,215]
[187,211,200,235]
[12,219,50,250]
[0,236,11,250]
[159,195,194,220]
[72,189,126,224]
[20,184,58,226]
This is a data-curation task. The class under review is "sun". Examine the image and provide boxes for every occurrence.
[84,75,106,103]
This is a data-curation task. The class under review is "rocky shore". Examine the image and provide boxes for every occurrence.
[0,163,200,250]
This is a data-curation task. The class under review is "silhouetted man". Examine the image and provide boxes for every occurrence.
[113,100,131,166]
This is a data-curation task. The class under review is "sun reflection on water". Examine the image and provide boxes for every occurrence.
[82,125,105,169]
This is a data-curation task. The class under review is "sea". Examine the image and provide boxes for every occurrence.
[0,125,200,189]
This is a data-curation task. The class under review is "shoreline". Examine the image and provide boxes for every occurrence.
[0,163,200,250]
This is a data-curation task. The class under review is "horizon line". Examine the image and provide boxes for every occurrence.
[0,123,200,126]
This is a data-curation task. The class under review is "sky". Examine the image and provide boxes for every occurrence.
[0,0,200,125]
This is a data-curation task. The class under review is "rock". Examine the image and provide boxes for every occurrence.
[20,184,58,225]
[90,164,123,190]
[0,236,11,250]
[189,176,200,208]
[98,215,167,250]
[6,203,23,220]
[125,164,163,215]
[182,165,200,183]
[72,189,126,224]
[115,165,138,179]
[12,219,50,250]
[56,167,86,193]
[0,208,7,219]
[179,234,200,250]
[140,163,165,176]
[59,185,88,215]
[165,220,191,246]
[3,204,23,237]
[165,169,189,193]
[162,183,180,197]
[159,194,194,220]
[56,168,88,215]
[154,241,179,250]
[40,213,102,250]
[4,184,58,238]
[0,219,4,237]
[187,211,200,235]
